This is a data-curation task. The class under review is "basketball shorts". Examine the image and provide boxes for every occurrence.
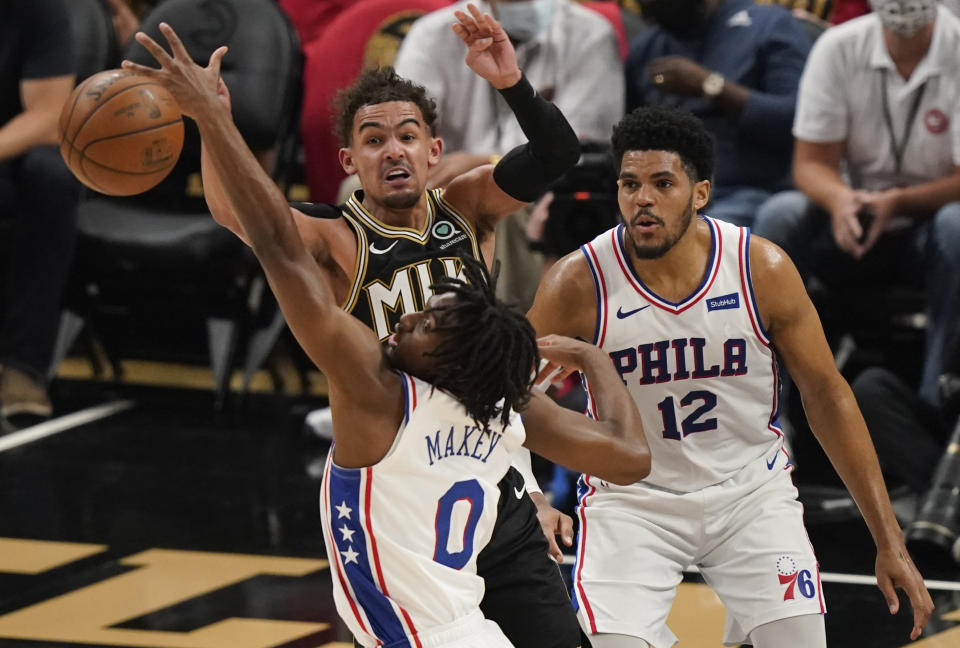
[573,449,825,648]
[477,466,587,648]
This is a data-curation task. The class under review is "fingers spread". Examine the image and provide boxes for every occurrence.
[159,22,190,60]
[134,31,173,67]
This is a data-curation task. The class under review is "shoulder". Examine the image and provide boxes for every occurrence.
[747,232,805,332]
[291,201,342,220]
[745,2,811,43]
[814,12,877,57]
[405,2,462,35]
[528,249,597,339]
[564,1,618,34]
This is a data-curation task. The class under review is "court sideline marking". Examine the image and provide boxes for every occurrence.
[0,400,135,453]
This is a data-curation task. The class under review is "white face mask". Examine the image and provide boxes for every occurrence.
[869,0,937,37]
[495,0,557,42]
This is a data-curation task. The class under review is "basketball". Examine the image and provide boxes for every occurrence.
[58,69,184,196]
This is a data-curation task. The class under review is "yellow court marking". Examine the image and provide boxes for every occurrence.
[667,582,737,648]
[0,538,106,574]
[0,548,330,648]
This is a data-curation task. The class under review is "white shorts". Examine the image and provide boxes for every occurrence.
[572,449,825,648]
[357,610,514,648]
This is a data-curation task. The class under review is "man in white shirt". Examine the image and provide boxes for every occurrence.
[395,0,625,308]
[754,0,960,407]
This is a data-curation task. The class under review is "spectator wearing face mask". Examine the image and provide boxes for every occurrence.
[624,0,812,227]
[754,0,960,408]
[394,0,624,308]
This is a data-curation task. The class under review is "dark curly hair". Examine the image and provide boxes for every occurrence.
[333,67,439,147]
[611,106,715,183]
[426,256,539,431]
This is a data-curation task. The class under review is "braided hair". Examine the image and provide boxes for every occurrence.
[427,256,539,430]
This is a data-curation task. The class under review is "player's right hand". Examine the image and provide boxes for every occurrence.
[875,544,934,640]
[452,3,521,90]
[529,491,575,563]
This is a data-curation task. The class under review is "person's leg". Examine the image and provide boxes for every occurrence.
[476,467,584,648]
[576,623,650,648]
[751,191,824,280]
[574,479,696,648]
[704,188,772,229]
[0,146,79,380]
[851,366,946,494]
[699,460,825,648]
[746,614,826,648]
[920,202,960,405]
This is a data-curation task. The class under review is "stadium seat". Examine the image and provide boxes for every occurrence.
[52,0,302,408]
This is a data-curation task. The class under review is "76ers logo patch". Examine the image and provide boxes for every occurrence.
[777,556,817,601]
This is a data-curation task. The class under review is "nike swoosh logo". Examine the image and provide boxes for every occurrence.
[616,305,650,319]
[766,452,779,470]
[369,241,398,255]
[514,487,524,499]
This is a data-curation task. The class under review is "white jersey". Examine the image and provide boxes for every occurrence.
[320,372,525,648]
[581,217,783,492]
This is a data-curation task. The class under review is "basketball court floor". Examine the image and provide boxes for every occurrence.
[1,370,959,648]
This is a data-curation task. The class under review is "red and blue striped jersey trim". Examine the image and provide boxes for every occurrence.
[325,462,421,646]
[581,242,609,348]
[611,218,722,314]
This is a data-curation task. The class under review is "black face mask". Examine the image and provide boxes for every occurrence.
[641,0,711,37]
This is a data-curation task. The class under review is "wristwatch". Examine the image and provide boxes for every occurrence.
[702,72,725,99]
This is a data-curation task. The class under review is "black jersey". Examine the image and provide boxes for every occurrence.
[339,188,482,341]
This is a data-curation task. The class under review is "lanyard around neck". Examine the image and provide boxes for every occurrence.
[879,71,927,176]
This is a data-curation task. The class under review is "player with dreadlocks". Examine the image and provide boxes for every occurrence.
[419,258,538,430]
[127,17,651,645]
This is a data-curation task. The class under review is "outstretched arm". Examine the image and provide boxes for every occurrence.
[123,25,404,465]
[441,4,579,228]
[521,336,649,486]
[751,235,933,640]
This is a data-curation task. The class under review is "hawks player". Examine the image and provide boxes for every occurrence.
[526,106,933,648]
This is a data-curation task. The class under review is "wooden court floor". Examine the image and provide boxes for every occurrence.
[1,379,959,648]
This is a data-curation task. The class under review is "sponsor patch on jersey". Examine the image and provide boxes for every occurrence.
[706,292,740,312]
[432,220,458,240]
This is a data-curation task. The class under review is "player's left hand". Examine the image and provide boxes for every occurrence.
[646,56,711,97]
[529,491,575,562]
[452,3,522,90]
[875,544,934,640]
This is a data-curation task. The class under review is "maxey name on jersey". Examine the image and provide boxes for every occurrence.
[426,425,503,466]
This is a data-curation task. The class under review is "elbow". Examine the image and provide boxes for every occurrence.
[592,438,651,486]
[606,446,651,485]
[552,128,581,174]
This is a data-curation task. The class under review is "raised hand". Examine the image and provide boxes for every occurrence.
[121,22,228,119]
[452,3,521,90]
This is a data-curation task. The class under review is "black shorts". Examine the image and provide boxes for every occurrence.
[476,466,589,648]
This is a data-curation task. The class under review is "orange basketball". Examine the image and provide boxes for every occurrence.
[58,69,184,196]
